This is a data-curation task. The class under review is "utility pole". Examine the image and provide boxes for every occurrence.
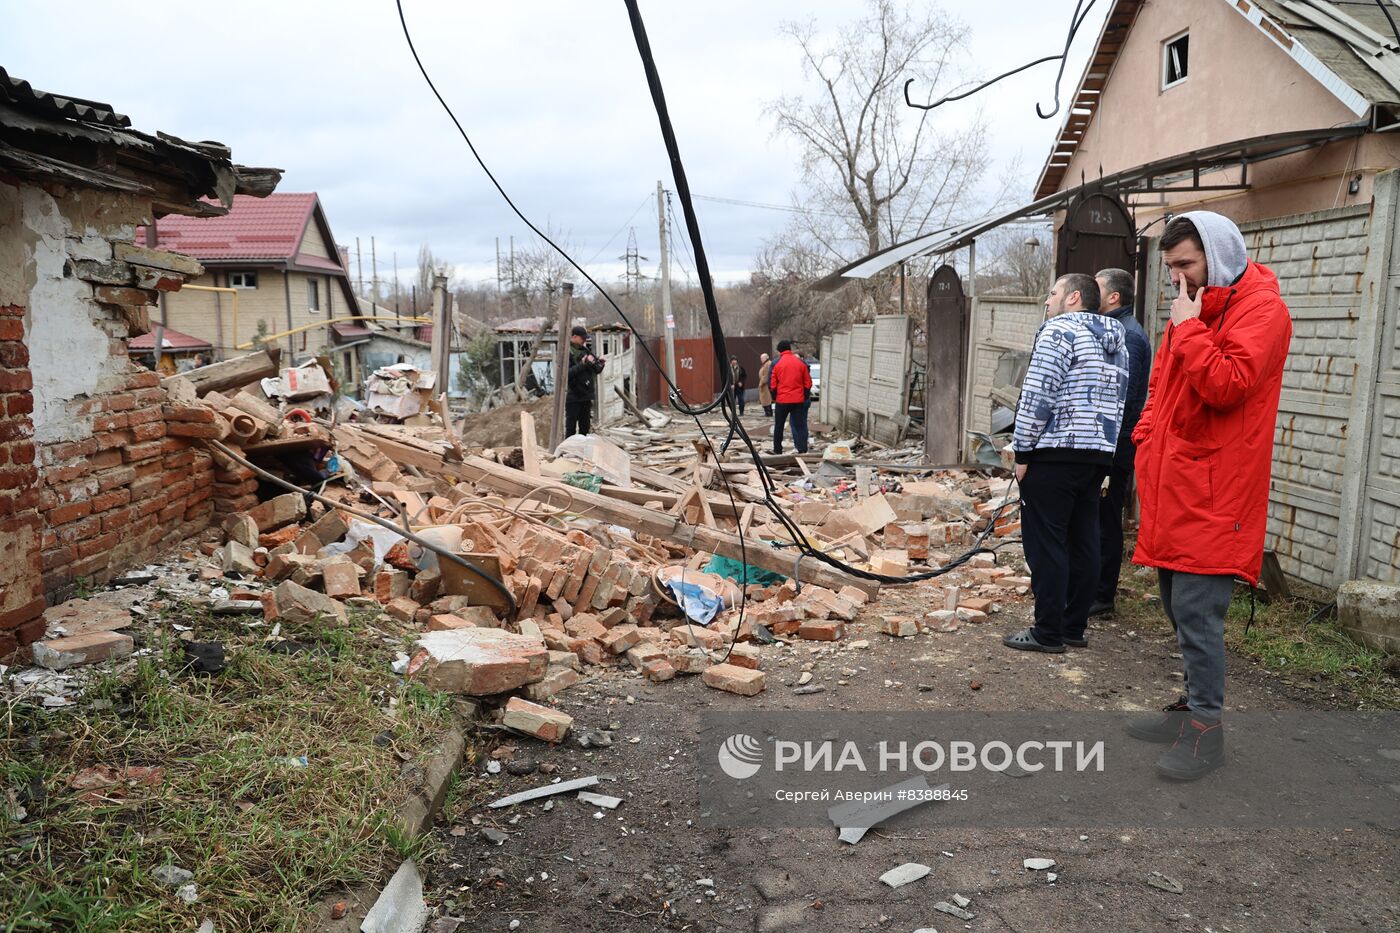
[549,282,575,452]
[370,236,379,308]
[355,237,364,297]
[393,251,400,320]
[431,272,450,381]
[657,181,676,388]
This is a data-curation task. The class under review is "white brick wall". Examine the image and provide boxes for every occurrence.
[819,315,913,441]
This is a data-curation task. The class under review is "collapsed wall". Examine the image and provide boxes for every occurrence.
[0,182,225,658]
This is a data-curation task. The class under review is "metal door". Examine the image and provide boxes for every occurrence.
[925,263,968,463]
[1057,188,1135,277]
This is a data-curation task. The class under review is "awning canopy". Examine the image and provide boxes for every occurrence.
[813,123,1368,291]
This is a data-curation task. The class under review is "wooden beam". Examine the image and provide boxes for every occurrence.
[170,348,278,397]
[520,410,541,477]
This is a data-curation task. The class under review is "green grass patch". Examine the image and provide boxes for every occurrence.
[1,603,454,932]
[1113,568,1400,710]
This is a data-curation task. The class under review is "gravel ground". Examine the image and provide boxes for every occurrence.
[429,581,1400,933]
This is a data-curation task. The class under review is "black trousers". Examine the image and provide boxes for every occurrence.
[733,386,746,415]
[564,400,592,438]
[1096,461,1133,604]
[1021,461,1107,647]
[772,402,808,454]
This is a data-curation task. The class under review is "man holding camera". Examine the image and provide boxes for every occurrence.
[565,325,605,437]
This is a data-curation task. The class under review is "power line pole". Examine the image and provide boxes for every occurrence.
[393,251,400,320]
[370,236,379,308]
[355,237,364,297]
[657,181,676,388]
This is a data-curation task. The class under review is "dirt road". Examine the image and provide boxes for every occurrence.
[434,584,1400,932]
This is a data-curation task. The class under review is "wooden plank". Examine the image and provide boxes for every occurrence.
[520,411,541,477]
[171,349,278,397]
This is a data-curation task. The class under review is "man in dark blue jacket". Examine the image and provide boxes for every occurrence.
[1091,268,1151,616]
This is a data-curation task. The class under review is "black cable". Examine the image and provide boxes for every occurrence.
[398,0,1022,589]
[393,0,723,417]
[1378,0,1400,50]
[903,0,1097,119]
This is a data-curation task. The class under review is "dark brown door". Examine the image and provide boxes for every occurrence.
[1056,188,1135,278]
[925,263,968,463]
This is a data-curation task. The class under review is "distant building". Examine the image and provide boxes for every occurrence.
[141,192,357,362]
[492,318,636,425]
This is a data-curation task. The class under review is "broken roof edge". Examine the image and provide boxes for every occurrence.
[0,70,283,216]
[816,122,1369,288]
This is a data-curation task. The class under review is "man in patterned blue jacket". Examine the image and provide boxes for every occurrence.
[1003,272,1129,655]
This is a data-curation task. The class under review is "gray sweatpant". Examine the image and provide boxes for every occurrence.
[1158,569,1235,720]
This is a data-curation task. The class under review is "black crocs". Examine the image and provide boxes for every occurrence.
[1001,627,1066,654]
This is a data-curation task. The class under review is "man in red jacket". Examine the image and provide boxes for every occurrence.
[769,340,812,454]
[1127,212,1291,781]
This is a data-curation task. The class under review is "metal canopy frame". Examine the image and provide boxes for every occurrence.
[813,122,1368,291]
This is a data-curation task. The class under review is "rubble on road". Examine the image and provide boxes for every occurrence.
[5,365,1035,749]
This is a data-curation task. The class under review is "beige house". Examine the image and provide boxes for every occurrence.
[1036,0,1400,224]
[143,192,357,360]
[822,0,1400,592]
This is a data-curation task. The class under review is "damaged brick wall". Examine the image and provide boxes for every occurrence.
[0,178,221,657]
[0,302,43,659]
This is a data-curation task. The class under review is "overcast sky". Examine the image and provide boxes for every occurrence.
[4,1,1101,290]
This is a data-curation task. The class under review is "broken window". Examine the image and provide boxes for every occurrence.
[1162,32,1188,89]
[229,271,258,289]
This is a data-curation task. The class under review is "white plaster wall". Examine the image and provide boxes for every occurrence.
[18,187,134,443]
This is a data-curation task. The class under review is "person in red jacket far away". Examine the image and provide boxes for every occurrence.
[1125,212,1291,782]
[768,340,812,454]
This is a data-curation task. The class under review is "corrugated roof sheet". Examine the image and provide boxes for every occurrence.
[0,65,130,128]
[142,193,322,262]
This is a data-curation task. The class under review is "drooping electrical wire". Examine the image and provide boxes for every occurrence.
[398,0,1016,589]
[904,0,1098,119]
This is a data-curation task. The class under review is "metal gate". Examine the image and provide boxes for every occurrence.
[925,263,968,463]
[1056,187,1135,278]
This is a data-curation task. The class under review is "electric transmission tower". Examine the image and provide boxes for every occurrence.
[619,227,648,296]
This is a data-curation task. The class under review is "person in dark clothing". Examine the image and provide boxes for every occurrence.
[729,356,747,415]
[565,325,605,437]
[1092,268,1152,617]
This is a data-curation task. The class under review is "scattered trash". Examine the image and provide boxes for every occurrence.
[487,776,600,809]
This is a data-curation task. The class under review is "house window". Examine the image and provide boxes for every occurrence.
[308,279,320,311]
[229,271,258,289]
[1162,31,1189,89]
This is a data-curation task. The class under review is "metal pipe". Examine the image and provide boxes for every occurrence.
[235,314,432,351]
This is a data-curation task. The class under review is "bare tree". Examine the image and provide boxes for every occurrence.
[977,225,1055,297]
[768,0,989,309]
[748,232,854,347]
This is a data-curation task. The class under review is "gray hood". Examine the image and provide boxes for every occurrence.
[1178,210,1248,287]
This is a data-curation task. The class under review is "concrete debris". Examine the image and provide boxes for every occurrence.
[830,777,947,844]
[487,776,600,809]
[360,859,429,933]
[1147,871,1184,894]
[1023,858,1056,870]
[577,790,624,809]
[879,862,931,888]
[152,865,194,886]
[933,900,976,920]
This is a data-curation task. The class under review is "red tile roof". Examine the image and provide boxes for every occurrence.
[127,327,213,351]
[142,193,339,265]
